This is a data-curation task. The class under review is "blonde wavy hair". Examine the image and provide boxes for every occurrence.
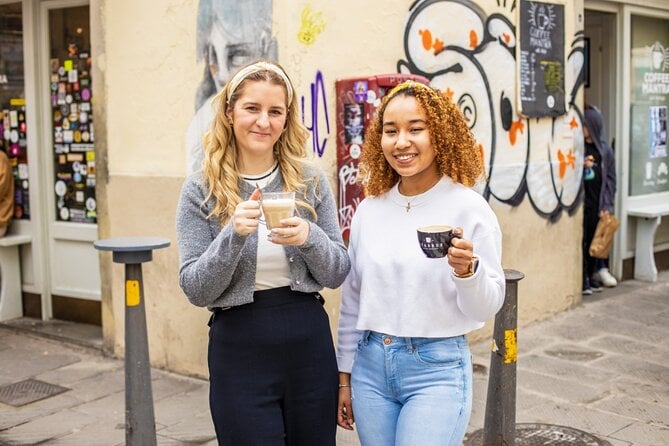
[201,61,316,224]
[361,82,483,196]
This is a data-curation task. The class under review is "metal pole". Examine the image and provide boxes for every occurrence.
[93,237,169,446]
[483,269,525,446]
[124,262,156,446]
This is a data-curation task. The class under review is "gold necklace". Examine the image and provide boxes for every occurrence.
[399,177,441,212]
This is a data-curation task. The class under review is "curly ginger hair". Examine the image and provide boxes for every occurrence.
[360,82,484,196]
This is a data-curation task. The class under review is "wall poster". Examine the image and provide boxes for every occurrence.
[629,15,669,196]
[517,0,566,118]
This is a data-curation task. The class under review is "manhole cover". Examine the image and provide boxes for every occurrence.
[464,423,612,445]
[0,379,69,407]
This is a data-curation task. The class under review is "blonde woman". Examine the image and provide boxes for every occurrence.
[336,81,504,445]
[177,60,350,445]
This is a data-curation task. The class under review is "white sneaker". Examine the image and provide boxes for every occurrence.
[594,268,617,287]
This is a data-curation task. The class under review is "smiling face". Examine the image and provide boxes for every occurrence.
[227,80,287,171]
[381,94,440,193]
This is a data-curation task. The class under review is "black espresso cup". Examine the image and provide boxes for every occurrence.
[417,225,460,258]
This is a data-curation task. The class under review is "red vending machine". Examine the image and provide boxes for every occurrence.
[335,73,429,243]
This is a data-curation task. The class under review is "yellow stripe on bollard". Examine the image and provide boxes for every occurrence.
[126,280,140,306]
[504,328,517,364]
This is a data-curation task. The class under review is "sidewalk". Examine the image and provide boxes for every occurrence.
[1,271,667,445]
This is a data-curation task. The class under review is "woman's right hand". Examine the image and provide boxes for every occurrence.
[337,373,355,430]
[232,199,262,237]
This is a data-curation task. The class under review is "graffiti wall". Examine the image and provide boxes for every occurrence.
[395,0,585,222]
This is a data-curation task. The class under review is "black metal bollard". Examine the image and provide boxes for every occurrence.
[482,269,524,446]
[94,236,170,446]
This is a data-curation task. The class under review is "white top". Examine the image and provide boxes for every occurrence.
[242,165,292,291]
[336,177,505,373]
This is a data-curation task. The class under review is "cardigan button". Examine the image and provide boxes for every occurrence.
[289,256,294,262]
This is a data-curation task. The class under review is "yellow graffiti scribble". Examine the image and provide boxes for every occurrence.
[297,5,326,46]
[504,329,517,364]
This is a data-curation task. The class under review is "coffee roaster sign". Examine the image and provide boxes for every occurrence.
[518,0,566,118]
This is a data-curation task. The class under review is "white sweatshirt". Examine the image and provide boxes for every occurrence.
[336,177,505,373]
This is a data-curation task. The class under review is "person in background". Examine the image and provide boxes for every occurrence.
[582,104,617,294]
[336,81,505,445]
[176,60,350,445]
[0,148,14,237]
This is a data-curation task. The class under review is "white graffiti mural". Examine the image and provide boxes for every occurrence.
[186,0,277,175]
[397,0,586,221]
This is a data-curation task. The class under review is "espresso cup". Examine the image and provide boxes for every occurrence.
[417,225,459,258]
[261,191,296,230]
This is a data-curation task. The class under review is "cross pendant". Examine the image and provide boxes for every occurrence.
[405,202,411,212]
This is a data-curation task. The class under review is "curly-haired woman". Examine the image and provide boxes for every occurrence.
[176,60,350,445]
[336,81,505,445]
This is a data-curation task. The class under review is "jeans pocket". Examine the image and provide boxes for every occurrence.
[413,340,463,367]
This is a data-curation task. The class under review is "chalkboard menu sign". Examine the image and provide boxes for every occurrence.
[518,0,566,117]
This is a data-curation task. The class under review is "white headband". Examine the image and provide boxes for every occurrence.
[226,61,294,105]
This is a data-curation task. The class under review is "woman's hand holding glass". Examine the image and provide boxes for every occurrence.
[232,199,262,237]
[267,216,310,246]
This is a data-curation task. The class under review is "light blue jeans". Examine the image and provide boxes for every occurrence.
[351,331,472,446]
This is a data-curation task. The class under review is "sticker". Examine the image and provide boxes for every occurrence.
[53,110,62,122]
[81,131,90,142]
[62,119,70,130]
[18,164,29,180]
[51,82,58,91]
[50,59,60,72]
[504,329,517,364]
[67,153,84,162]
[59,154,66,164]
[75,190,84,202]
[58,66,66,76]
[10,129,18,143]
[22,180,28,189]
[9,110,18,127]
[64,60,73,71]
[344,103,364,145]
[68,69,78,83]
[60,206,70,221]
[81,88,91,101]
[349,144,361,159]
[74,130,82,143]
[126,280,140,306]
[79,111,88,123]
[63,130,73,143]
[546,95,555,108]
[55,180,67,196]
[86,197,96,211]
[65,94,73,104]
[354,80,368,103]
[73,172,82,183]
[80,102,91,111]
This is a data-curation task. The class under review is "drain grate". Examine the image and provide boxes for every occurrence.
[0,379,70,407]
[465,423,613,445]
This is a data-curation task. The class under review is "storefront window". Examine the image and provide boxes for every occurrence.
[49,6,95,223]
[0,2,30,220]
[629,15,669,196]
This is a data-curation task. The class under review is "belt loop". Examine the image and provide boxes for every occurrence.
[361,330,371,346]
[405,337,414,351]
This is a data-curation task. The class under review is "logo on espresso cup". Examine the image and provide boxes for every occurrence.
[417,225,458,258]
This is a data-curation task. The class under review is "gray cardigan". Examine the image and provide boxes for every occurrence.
[176,165,350,309]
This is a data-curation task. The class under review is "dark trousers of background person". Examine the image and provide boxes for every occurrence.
[582,206,600,285]
[208,287,338,446]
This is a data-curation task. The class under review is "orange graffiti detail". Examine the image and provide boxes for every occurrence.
[509,120,525,146]
[419,29,432,50]
[557,148,576,179]
[444,88,454,100]
[569,117,579,129]
[469,30,479,49]
[419,29,445,55]
[502,33,511,44]
[433,38,444,54]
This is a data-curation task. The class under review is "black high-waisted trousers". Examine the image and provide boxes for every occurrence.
[208,286,338,446]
